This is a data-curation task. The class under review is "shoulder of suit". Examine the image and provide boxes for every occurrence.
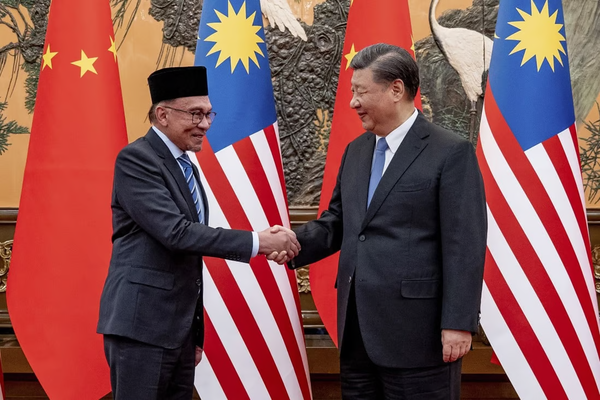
[417,116,469,147]
[347,131,374,147]
[343,117,470,150]
[116,134,155,162]
[118,136,146,152]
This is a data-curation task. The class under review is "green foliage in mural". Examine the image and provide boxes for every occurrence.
[111,0,141,49]
[0,0,49,111]
[0,0,48,155]
[0,102,28,155]
[580,102,600,203]
[22,59,40,112]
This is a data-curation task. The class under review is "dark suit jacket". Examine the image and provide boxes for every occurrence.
[292,114,487,368]
[97,128,253,349]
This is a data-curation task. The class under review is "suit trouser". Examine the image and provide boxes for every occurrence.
[339,285,462,400]
[104,331,195,400]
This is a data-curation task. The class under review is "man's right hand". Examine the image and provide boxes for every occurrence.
[257,225,300,262]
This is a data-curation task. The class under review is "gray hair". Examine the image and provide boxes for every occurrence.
[147,99,174,124]
[349,43,419,99]
[148,103,158,124]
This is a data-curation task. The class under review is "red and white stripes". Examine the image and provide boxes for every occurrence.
[191,123,312,400]
[477,88,600,399]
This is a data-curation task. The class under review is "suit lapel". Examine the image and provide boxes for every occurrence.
[146,129,200,222]
[361,115,430,230]
[354,133,375,219]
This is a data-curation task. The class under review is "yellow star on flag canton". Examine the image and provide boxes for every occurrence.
[507,0,566,71]
[205,1,265,73]
[71,50,98,77]
[344,44,358,70]
[108,36,118,62]
[42,44,58,70]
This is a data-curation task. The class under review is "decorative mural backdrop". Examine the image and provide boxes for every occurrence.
[0,0,599,206]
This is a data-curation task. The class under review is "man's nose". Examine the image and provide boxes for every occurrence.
[197,117,211,128]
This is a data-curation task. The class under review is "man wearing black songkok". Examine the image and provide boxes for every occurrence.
[97,66,299,399]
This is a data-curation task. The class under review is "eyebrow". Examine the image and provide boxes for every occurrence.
[187,107,212,112]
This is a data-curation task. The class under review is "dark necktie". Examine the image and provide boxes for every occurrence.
[177,153,204,223]
[367,138,388,207]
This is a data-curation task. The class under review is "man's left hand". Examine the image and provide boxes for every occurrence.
[441,329,471,363]
[195,346,203,366]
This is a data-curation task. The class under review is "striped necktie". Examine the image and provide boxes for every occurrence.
[177,153,203,223]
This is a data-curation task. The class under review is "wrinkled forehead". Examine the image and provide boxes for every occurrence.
[169,95,212,110]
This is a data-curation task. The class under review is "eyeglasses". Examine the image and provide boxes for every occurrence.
[162,106,217,125]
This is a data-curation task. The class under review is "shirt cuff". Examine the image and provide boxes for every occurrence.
[250,231,259,258]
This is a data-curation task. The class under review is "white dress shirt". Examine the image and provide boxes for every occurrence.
[373,108,419,175]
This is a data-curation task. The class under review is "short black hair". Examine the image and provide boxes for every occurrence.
[349,43,419,99]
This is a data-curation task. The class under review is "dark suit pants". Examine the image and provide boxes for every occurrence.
[104,333,195,400]
[340,288,462,400]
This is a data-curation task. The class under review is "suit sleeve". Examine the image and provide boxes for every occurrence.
[289,146,349,268]
[114,144,253,262]
[439,140,487,333]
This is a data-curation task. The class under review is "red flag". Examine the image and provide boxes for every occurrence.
[477,0,600,398]
[310,0,420,346]
[7,0,128,398]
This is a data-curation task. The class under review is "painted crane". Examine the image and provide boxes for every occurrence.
[429,0,493,142]
[261,0,307,41]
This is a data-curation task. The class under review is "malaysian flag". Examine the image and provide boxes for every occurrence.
[477,0,600,398]
[190,0,312,399]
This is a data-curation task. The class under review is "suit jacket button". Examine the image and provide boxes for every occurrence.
[349,276,352,283]
[359,234,366,242]
[196,279,202,286]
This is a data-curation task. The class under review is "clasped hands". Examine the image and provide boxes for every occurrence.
[257,225,299,264]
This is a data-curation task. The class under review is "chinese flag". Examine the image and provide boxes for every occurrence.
[310,0,420,346]
[7,0,128,398]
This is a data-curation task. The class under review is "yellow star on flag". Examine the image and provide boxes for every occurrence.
[507,0,566,71]
[42,44,58,70]
[71,50,98,77]
[108,36,117,62]
[344,44,358,70]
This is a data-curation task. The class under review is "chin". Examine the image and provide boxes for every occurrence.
[185,143,202,152]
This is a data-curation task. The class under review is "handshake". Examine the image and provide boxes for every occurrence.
[257,225,300,265]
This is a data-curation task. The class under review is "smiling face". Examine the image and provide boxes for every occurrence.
[350,67,401,137]
[154,96,213,152]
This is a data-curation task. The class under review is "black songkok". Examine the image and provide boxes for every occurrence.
[148,66,208,103]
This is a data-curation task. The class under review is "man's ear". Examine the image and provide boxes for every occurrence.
[154,105,168,126]
[391,79,405,100]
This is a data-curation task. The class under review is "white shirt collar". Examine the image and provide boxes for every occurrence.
[152,125,185,160]
[375,108,418,153]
